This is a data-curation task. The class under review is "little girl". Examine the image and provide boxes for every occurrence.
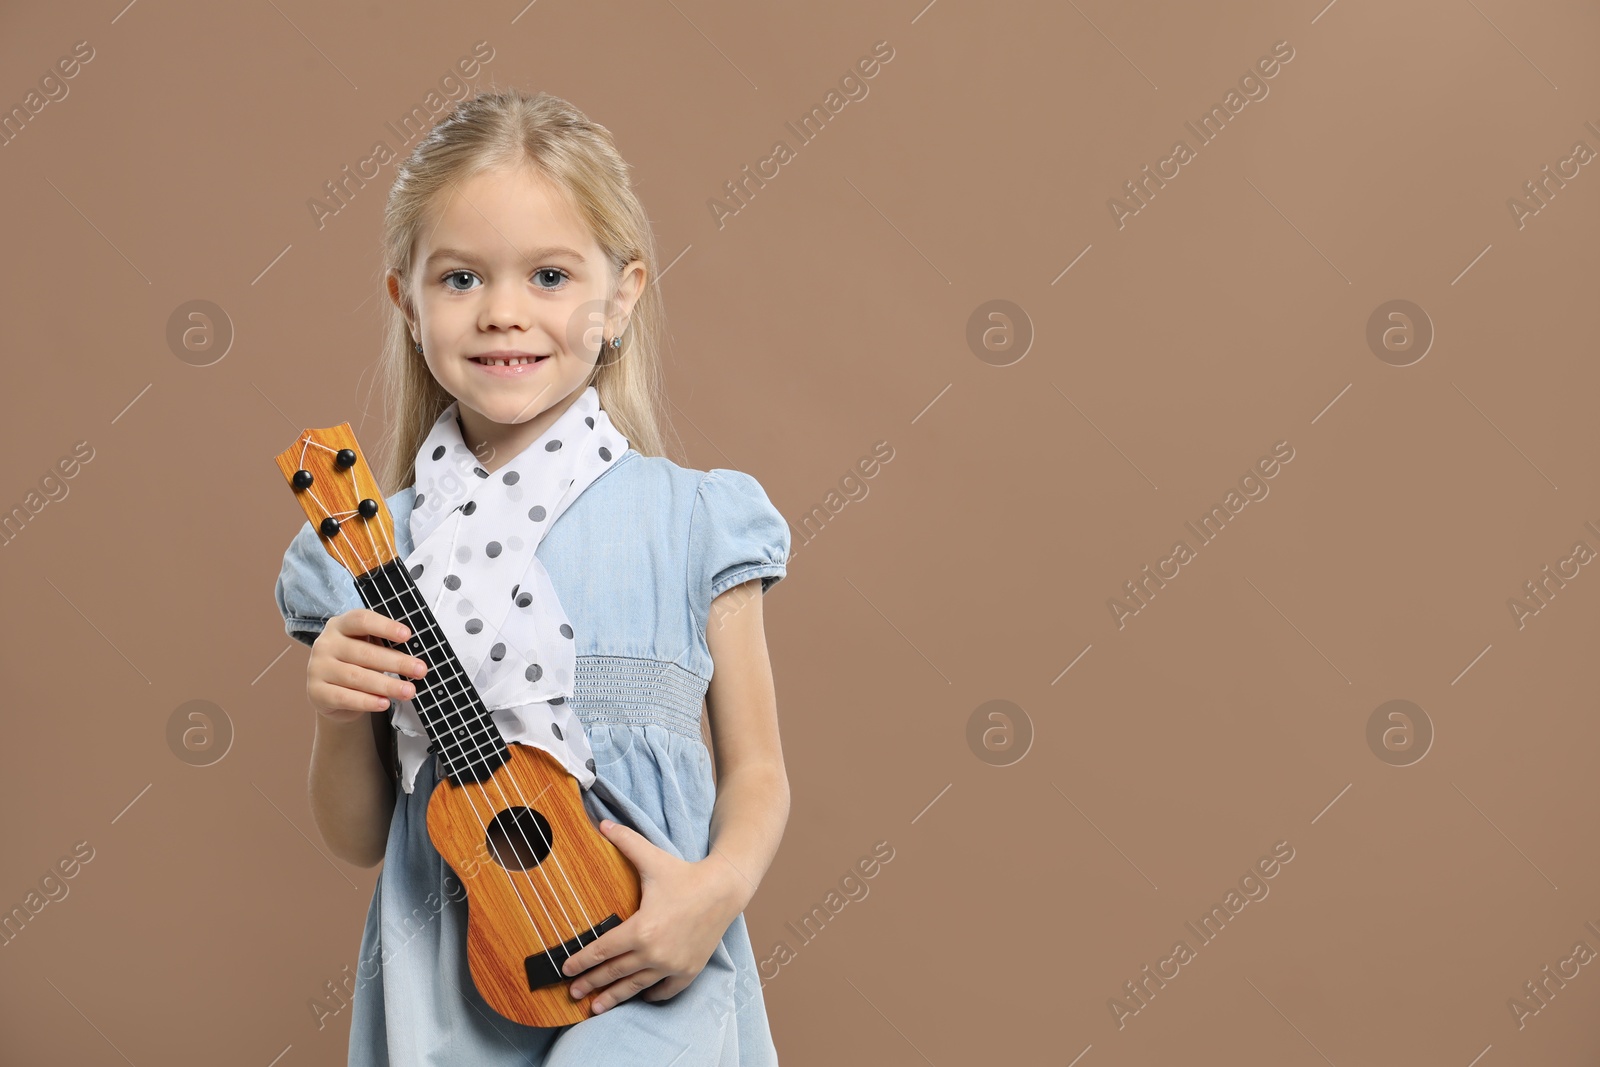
[272,89,790,1065]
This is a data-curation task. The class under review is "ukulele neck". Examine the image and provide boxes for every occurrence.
[353,558,509,785]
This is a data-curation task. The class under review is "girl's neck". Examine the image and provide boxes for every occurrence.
[454,385,586,474]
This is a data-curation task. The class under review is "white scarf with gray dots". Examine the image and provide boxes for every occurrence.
[390,384,627,795]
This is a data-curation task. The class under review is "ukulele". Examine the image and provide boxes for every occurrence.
[274,422,641,1027]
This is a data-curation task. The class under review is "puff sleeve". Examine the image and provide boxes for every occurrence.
[273,518,364,647]
[686,468,791,630]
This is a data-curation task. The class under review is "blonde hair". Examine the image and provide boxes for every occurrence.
[371,89,679,493]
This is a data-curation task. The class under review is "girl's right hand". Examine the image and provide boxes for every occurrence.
[307,609,430,724]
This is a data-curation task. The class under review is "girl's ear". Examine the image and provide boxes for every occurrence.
[385,269,414,323]
[617,259,647,315]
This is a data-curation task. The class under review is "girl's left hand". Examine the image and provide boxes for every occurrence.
[561,819,743,1015]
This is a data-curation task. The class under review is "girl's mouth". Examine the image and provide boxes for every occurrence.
[470,354,550,375]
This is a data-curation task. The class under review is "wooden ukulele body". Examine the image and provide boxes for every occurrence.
[426,740,641,1028]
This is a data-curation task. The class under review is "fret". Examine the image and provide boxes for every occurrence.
[354,559,510,784]
[425,708,475,732]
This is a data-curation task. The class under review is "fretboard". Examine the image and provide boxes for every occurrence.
[354,558,510,785]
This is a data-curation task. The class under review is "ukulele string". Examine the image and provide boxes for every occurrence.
[369,461,603,948]
[359,454,605,952]
[297,438,572,953]
[296,441,562,961]
[365,532,599,960]
[303,436,600,966]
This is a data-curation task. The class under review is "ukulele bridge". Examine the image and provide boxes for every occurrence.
[526,913,624,991]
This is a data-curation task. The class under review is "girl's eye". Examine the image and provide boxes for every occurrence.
[440,268,568,291]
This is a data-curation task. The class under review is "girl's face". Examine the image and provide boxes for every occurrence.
[389,162,643,466]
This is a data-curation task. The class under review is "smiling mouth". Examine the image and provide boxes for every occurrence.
[471,355,549,367]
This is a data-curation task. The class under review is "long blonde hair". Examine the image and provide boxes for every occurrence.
[371,89,678,493]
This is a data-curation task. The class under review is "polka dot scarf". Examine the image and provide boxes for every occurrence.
[389,384,628,795]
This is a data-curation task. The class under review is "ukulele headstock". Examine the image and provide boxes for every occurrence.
[272,423,398,578]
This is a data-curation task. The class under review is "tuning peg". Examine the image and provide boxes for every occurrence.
[359,498,378,518]
[319,517,341,538]
[293,469,313,489]
[335,449,358,470]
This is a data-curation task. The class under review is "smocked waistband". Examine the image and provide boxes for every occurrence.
[569,655,708,740]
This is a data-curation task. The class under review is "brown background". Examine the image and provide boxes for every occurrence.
[3,0,1597,1063]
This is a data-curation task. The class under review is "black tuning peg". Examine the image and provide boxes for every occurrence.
[335,449,358,470]
[359,498,378,518]
[293,469,313,489]
[319,517,341,538]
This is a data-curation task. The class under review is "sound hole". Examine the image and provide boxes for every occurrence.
[484,806,554,871]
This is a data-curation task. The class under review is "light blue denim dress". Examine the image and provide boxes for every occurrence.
[273,449,789,1066]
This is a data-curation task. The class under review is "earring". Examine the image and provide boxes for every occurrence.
[413,340,423,354]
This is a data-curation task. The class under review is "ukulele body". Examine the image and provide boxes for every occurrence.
[425,741,642,1028]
